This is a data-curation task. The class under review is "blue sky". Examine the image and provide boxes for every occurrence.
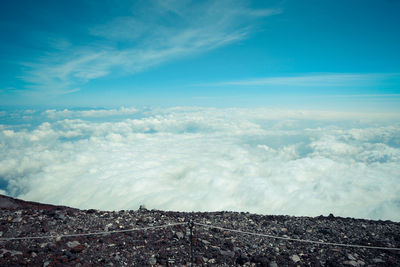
[1,0,399,110]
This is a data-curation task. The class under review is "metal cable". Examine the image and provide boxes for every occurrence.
[2,220,399,251]
[194,222,400,251]
[0,222,186,241]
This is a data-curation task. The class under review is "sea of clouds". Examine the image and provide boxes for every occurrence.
[0,107,399,221]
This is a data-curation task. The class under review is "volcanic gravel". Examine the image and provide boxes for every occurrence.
[1,195,399,266]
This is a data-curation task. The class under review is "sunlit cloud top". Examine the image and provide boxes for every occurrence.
[1,107,399,220]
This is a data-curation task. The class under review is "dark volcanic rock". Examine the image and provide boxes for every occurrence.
[0,194,399,266]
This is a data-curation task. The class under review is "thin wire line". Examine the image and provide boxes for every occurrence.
[2,220,400,251]
[194,222,400,251]
[0,222,186,241]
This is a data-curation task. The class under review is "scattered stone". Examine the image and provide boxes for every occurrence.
[290,254,301,263]
[251,255,269,266]
[0,249,22,257]
[175,231,184,239]
[105,223,113,231]
[343,260,359,266]
[208,258,216,264]
[0,194,399,266]
[12,217,22,223]
[220,250,235,257]
[201,239,210,245]
[70,245,85,253]
[149,255,156,265]
[57,213,66,221]
[347,253,357,261]
[67,241,80,248]
[235,254,249,265]
[372,258,385,263]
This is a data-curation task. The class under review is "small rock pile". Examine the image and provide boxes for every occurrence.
[0,195,399,266]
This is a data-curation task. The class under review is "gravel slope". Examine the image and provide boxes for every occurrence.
[1,195,399,266]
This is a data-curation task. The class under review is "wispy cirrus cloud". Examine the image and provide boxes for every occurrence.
[19,1,281,96]
[200,73,400,87]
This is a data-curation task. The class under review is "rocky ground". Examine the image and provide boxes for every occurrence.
[0,195,399,266]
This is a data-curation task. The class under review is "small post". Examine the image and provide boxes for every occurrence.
[189,219,194,266]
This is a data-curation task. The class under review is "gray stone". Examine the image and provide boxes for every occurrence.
[290,254,301,263]
[220,250,235,257]
[149,255,157,265]
[201,239,210,245]
[67,241,80,248]
[58,214,66,220]
[104,223,113,231]
[269,261,279,267]
[175,231,184,239]
[12,217,22,223]
[0,249,23,257]
[372,258,385,263]
[343,260,358,266]
[347,253,357,261]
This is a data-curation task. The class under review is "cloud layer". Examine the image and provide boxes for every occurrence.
[1,107,399,221]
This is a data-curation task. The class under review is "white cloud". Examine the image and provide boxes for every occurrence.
[43,107,138,119]
[0,107,399,221]
[20,1,280,95]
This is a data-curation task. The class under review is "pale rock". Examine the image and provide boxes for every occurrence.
[343,260,359,266]
[175,231,184,239]
[149,255,156,265]
[290,254,301,263]
[372,258,385,263]
[347,254,357,261]
[67,240,80,248]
